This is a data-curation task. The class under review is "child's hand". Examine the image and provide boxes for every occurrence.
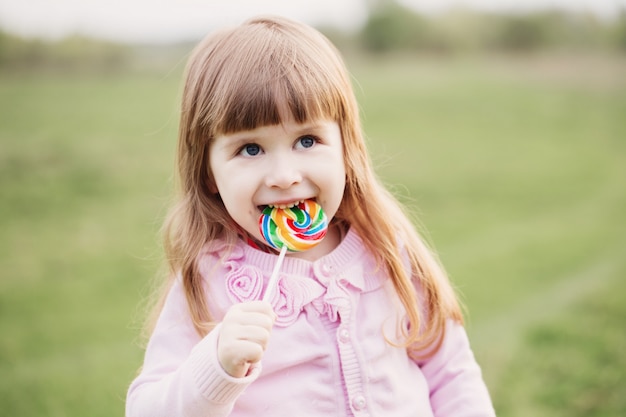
[217,301,276,378]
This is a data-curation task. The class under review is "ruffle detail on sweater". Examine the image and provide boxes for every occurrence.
[199,230,384,327]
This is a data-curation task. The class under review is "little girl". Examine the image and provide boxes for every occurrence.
[126,16,495,417]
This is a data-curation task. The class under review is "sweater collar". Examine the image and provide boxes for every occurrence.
[239,227,366,278]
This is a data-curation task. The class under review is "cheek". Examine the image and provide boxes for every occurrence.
[209,163,234,197]
[335,155,347,191]
[214,175,257,218]
[321,166,347,218]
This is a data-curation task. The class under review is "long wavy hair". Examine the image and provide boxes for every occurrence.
[153,16,462,359]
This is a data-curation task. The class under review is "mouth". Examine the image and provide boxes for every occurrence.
[258,198,313,212]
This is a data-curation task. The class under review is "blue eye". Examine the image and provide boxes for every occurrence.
[297,135,316,149]
[240,143,261,156]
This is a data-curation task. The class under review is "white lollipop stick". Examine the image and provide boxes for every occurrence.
[262,245,287,302]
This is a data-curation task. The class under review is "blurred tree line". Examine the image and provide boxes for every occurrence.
[0,32,132,73]
[0,31,198,74]
[355,2,626,53]
[1,2,625,73]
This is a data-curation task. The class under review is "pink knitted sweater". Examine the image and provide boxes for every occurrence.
[126,229,495,416]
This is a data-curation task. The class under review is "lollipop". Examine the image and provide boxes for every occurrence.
[259,199,328,301]
[259,199,328,252]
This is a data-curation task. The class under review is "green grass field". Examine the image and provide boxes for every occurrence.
[1,53,624,416]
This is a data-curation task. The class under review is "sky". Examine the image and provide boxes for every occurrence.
[0,0,625,43]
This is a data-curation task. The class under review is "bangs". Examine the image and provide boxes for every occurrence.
[197,18,349,137]
[216,71,345,135]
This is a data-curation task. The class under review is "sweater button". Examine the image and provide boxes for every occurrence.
[338,327,350,343]
[321,263,333,276]
[352,394,366,411]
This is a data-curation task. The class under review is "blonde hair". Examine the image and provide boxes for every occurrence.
[156,16,462,359]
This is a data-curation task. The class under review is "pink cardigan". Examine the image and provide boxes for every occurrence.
[126,229,495,416]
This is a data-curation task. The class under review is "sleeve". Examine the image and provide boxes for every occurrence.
[417,320,496,417]
[125,279,261,417]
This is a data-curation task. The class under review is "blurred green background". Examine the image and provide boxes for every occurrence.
[1,4,625,416]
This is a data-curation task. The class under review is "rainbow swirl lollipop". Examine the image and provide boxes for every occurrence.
[259,199,328,252]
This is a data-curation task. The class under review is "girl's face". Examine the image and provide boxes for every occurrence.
[209,114,346,260]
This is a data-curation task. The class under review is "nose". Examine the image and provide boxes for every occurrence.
[264,156,302,189]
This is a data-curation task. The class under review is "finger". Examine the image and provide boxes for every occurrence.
[218,340,264,377]
[221,338,265,361]
[219,320,273,353]
[235,300,276,317]
[236,325,272,349]
[236,340,265,363]
[223,307,276,330]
